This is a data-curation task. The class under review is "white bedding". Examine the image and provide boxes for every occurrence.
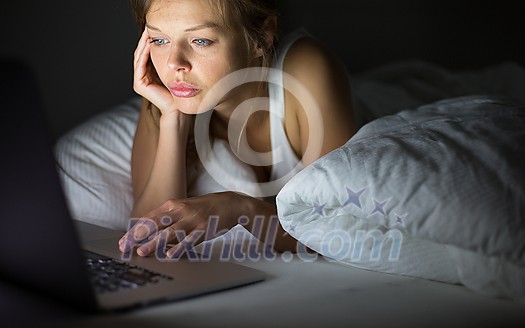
[55,98,139,230]
[275,61,525,302]
[54,60,525,303]
[277,95,525,302]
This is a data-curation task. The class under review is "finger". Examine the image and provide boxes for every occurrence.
[133,43,152,86]
[118,218,138,250]
[119,201,181,250]
[136,224,178,257]
[136,213,194,257]
[166,229,206,259]
[134,40,151,72]
[121,216,159,245]
[133,28,149,65]
[119,217,143,248]
[134,211,185,256]
[133,32,153,89]
[135,230,162,257]
[119,229,158,254]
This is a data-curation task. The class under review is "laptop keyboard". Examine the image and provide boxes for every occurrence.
[85,251,173,294]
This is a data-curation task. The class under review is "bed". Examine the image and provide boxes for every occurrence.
[44,0,525,325]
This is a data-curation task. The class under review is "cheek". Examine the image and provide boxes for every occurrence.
[149,51,166,81]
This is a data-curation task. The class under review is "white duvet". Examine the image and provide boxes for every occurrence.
[277,95,525,302]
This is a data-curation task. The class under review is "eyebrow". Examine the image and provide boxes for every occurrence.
[145,22,221,33]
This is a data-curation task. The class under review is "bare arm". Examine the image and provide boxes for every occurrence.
[130,101,191,217]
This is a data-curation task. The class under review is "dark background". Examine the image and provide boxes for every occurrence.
[1,0,522,141]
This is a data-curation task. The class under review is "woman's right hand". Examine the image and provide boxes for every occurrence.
[133,28,179,117]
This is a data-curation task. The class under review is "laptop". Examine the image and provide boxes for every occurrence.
[0,59,265,312]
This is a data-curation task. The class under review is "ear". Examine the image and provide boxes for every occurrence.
[253,15,277,59]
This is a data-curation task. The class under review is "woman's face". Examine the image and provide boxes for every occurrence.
[146,0,253,115]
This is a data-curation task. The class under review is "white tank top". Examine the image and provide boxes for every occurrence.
[268,29,309,184]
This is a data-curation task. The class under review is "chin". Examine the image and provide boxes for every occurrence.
[175,97,213,115]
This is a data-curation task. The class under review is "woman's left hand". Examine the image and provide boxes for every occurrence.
[118,192,256,258]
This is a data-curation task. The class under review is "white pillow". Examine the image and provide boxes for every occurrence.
[54,98,260,231]
[54,98,141,231]
[277,95,525,302]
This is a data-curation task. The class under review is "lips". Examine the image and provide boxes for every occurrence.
[168,81,201,98]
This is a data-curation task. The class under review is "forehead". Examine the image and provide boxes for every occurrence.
[147,0,221,26]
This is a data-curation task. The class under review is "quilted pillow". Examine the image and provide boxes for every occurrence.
[277,95,525,302]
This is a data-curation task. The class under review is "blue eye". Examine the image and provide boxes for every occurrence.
[192,39,213,47]
[150,38,169,46]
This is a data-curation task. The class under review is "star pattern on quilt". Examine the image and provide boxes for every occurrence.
[310,203,326,217]
[394,213,407,227]
[303,186,409,230]
[342,187,366,209]
[370,198,389,216]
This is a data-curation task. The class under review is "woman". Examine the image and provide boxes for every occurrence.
[119,0,356,257]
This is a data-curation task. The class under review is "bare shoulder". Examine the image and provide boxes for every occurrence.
[282,36,351,88]
[281,36,356,164]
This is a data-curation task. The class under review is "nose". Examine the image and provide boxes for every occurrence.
[166,46,191,72]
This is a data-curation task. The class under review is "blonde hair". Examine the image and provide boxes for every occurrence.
[210,0,278,67]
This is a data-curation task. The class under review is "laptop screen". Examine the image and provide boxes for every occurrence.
[0,59,98,311]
